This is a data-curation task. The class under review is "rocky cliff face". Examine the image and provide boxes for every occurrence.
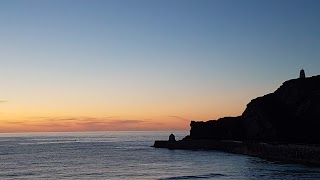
[190,75,320,144]
[190,117,244,140]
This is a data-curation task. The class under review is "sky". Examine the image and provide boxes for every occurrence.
[0,0,320,133]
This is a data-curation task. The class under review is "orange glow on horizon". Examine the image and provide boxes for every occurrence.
[0,110,243,133]
[0,116,191,133]
[0,93,248,133]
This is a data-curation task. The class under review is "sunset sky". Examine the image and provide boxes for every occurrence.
[1,0,320,132]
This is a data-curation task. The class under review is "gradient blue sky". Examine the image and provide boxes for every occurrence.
[0,0,320,132]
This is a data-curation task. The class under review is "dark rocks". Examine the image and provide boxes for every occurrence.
[154,74,320,166]
[153,139,320,166]
[190,116,244,140]
[190,75,320,144]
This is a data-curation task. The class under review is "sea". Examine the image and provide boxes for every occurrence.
[1,131,320,180]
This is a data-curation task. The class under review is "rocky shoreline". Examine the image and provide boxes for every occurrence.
[153,73,320,166]
[153,139,320,166]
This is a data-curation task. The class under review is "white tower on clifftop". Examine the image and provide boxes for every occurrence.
[300,69,306,79]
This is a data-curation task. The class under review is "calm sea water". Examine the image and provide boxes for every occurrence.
[1,131,320,179]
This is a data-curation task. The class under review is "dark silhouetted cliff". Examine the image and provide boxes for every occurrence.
[190,75,320,144]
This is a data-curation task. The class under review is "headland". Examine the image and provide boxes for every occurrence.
[154,72,320,166]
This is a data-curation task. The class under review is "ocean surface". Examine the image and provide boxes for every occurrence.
[1,131,320,180]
